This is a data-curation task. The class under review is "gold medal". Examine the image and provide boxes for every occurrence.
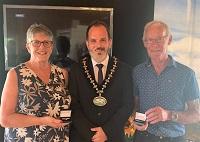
[93,96,107,106]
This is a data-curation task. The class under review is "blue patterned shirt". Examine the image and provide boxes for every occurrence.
[133,56,200,137]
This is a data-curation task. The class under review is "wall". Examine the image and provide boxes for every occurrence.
[0,0,155,139]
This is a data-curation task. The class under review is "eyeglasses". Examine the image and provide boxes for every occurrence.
[143,35,168,45]
[29,40,53,48]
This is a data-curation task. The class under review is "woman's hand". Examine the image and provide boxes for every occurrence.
[40,116,64,128]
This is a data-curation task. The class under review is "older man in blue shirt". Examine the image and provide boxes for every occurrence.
[133,20,200,142]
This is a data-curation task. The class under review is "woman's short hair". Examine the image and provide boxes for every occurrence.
[26,23,53,43]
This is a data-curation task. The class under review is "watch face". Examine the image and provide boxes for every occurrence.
[172,112,178,121]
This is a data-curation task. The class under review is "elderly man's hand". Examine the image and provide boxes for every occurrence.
[134,121,148,131]
[146,106,171,124]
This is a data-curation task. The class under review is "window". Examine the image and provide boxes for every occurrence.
[154,0,200,88]
[3,5,113,70]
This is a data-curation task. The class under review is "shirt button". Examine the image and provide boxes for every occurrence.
[97,112,101,116]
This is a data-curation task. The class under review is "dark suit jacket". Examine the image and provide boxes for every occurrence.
[69,55,134,142]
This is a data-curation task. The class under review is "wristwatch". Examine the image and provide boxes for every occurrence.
[171,111,179,121]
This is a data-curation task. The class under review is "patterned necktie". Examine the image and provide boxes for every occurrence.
[96,64,103,85]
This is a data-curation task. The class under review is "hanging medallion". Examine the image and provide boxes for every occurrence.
[93,95,107,106]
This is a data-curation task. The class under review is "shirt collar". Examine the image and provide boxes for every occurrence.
[91,55,109,68]
[145,55,177,68]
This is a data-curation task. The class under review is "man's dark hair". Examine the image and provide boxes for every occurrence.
[86,20,111,40]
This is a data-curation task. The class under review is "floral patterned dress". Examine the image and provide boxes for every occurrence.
[4,63,71,142]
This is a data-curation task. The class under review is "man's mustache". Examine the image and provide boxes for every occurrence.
[95,47,105,51]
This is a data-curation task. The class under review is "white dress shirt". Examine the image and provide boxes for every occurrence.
[91,55,109,83]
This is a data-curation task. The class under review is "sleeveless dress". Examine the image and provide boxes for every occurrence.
[4,63,71,142]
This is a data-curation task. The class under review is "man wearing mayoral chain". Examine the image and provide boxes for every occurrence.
[69,20,135,142]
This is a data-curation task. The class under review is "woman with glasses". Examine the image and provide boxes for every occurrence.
[0,24,71,142]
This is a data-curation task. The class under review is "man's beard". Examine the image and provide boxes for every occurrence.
[95,47,105,55]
